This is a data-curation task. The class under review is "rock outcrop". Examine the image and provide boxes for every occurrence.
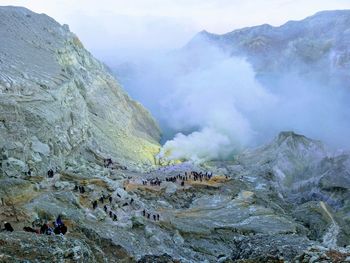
[0,6,161,178]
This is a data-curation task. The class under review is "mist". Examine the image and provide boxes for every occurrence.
[112,35,350,162]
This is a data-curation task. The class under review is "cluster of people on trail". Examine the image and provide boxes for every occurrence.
[74,184,86,194]
[24,215,67,235]
[92,192,114,209]
[104,205,118,221]
[140,171,214,188]
[186,171,213,182]
[103,158,128,170]
[91,191,135,221]
[142,210,160,221]
[24,169,32,176]
[2,215,68,236]
[141,178,162,186]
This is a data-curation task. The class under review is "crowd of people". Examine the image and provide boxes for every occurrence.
[141,171,214,189]
[91,191,136,222]
[184,171,213,181]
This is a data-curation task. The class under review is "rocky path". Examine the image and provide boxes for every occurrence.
[320,201,340,249]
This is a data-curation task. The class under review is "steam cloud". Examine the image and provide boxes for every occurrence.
[113,37,350,162]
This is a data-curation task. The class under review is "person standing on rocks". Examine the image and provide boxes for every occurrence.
[92,200,98,209]
[3,222,14,232]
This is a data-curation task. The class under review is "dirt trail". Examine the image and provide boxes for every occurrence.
[320,201,339,248]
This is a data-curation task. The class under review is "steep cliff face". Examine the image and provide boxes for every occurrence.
[0,6,161,176]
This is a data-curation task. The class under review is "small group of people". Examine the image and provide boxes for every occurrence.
[103,158,128,170]
[92,192,112,209]
[3,215,68,236]
[92,191,134,210]
[103,205,118,221]
[103,158,113,168]
[142,209,160,221]
[186,171,213,182]
[141,178,162,186]
[166,174,188,186]
[24,169,32,176]
[74,184,86,194]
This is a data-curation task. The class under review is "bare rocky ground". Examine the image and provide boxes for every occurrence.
[0,6,350,263]
[1,132,350,262]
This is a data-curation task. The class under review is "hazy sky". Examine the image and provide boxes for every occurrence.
[1,0,350,56]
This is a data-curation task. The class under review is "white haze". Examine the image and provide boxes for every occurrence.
[114,37,350,162]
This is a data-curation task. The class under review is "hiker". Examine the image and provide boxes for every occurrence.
[109,196,112,204]
[130,198,134,205]
[92,200,98,209]
[153,215,156,221]
[54,224,67,235]
[181,181,185,187]
[61,224,67,235]
[142,209,146,216]
[23,226,38,233]
[109,211,113,218]
[113,214,117,221]
[47,169,54,178]
[104,205,108,213]
[53,216,67,235]
[3,222,14,232]
[56,215,63,227]
[74,185,78,191]
[147,213,150,219]
[157,214,160,221]
[99,196,104,204]
[79,186,85,194]
[40,223,53,235]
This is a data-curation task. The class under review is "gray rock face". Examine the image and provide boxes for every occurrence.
[0,6,161,177]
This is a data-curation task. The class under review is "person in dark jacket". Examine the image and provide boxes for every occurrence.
[4,222,14,232]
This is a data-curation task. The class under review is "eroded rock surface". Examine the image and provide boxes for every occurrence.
[0,6,161,178]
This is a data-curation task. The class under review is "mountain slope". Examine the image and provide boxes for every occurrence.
[188,10,350,86]
[0,6,161,176]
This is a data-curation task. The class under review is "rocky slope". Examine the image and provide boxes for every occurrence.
[0,6,161,179]
[188,10,350,86]
[0,6,350,263]
[1,130,349,262]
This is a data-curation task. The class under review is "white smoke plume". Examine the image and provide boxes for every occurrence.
[112,34,350,163]
[115,40,278,162]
